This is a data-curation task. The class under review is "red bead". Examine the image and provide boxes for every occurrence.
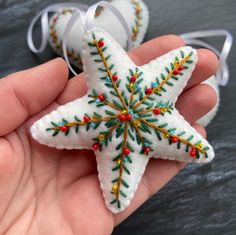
[98,41,104,47]
[83,116,90,122]
[119,114,126,121]
[146,88,153,94]
[130,76,136,83]
[112,74,118,81]
[126,114,132,121]
[172,137,178,143]
[98,95,105,102]
[190,148,196,157]
[173,69,180,75]
[144,147,150,154]
[178,65,184,71]
[93,143,99,151]
[123,147,130,155]
[60,126,68,133]
[153,108,161,115]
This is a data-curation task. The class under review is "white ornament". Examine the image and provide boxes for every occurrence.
[48,0,149,67]
[31,28,215,213]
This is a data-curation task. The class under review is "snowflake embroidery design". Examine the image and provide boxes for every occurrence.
[31,28,214,213]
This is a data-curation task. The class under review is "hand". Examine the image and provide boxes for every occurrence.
[0,35,218,235]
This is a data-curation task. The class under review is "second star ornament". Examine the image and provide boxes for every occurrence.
[31,28,215,213]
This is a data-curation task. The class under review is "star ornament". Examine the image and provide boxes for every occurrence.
[31,28,215,213]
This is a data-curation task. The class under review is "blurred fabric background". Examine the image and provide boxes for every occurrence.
[0,0,236,234]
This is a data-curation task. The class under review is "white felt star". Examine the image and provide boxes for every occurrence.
[31,28,215,213]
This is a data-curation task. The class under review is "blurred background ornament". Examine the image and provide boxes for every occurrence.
[27,0,149,69]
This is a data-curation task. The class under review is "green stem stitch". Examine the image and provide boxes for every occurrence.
[88,92,122,111]
[132,120,145,145]
[139,118,206,155]
[133,54,192,110]
[47,115,119,131]
[137,106,172,115]
[117,122,128,199]
[131,0,142,41]
[93,39,128,110]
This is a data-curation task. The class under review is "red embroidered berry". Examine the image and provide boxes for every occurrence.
[178,65,184,71]
[98,41,104,48]
[173,69,180,75]
[172,137,178,143]
[93,143,100,151]
[83,116,90,123]
[119,114,126,121]
[126,114,132,121]
[190,148,196,157]
[153,108,161,115]
[112,74,118,81]
[98,95,105,102]
[130,76,136,83]
[144,147,150,154]
[60,126,68,133]
[146,88,153,94]
[123,147,131,155]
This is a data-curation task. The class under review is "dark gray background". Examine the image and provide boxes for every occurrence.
[1,0,236,234]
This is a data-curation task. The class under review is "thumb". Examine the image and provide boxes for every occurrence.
[0,58,68,136]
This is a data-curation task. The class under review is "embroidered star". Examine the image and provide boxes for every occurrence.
[31,28,215,213]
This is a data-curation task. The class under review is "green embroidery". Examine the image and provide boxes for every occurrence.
[46,33,209,209]
[131,0,142,41]
[50,9,82,65]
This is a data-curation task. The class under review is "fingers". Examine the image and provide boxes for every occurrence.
[0,58,68,136]
[176,84,217,124]
[57,74,87,105]
[185,49,219,90]
[114,123,206,225]
[129,34,185,65]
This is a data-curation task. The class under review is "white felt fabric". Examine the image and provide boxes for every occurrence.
[31,28,215,213]
[48,0,149,67]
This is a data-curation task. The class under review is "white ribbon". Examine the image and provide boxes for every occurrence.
[27,1,132,76]
[62,9,86,75]
[180,30,233,86]
[62,1,133,76]
[27,3,88,53]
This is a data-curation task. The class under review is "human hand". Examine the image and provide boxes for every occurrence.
[0,35,218,235]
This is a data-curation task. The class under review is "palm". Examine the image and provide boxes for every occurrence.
[0,35,218,235]
[3,121,114,234]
